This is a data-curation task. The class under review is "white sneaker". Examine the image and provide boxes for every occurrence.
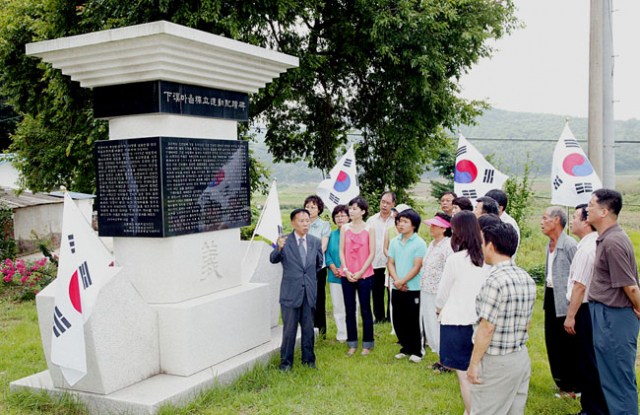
[409,355,422,363]
[394,353,407,359]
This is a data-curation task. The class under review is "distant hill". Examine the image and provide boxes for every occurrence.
[460,109,640,176]
[249,108,640,185]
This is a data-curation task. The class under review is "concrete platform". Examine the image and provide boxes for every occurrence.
[10,326,291,414]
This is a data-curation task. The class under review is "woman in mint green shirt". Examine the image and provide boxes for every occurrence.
[325,204,350,342]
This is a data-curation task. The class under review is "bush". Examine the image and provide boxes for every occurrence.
[525,263,546,286]
[0,202,17,260]
[1,257,58,301]
[503,154,538,238]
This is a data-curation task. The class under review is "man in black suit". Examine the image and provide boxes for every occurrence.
[270,208,324,371]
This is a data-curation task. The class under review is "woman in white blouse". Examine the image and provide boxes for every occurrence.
[436,211,488,415]
[419,213,453,363]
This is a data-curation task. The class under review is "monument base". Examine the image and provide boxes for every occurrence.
[10,326,294,414]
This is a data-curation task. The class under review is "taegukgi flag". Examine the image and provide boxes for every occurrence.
[317,146,359,213]
[50,193,121,386]
[254,180,283,247]
[454,134,508,200]
[551,122,602,206]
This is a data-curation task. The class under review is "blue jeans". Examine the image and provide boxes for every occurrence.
[280,294,315,369]
[341,277,374,349]
[590,301,639,414]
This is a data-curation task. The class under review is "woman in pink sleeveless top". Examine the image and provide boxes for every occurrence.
[339,197,376,356]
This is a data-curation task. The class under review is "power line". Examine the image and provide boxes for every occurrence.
[465,136,640,144]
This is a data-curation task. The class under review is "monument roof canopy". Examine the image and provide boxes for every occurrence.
[26,21,299,93]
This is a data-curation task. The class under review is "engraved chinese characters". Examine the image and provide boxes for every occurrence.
[96,137,251,237]
[93,81,249,121]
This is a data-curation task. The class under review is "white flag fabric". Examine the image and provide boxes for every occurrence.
[254,181,283,246]
[317,146,360,213]
[198,146,247,231]
[551,123,602,206]
[454,134,508,200]
[50,193,120,386]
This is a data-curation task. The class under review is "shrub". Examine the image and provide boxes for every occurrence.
[1,256,58,301]
[503,154,538,238]
[525,263,546,286]
[0,202,17,260]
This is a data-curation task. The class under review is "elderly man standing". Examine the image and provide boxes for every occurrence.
[440,191,457,216]
[563,204,608,415]
[468,223,536,414]
[270,209,324,371]
[367,191,396,323]
[587,189,640,414]
[541,206,580,397]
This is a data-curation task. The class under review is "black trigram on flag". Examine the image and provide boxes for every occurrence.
[575,182,593,194]
[53,306,72,338]
[462,189,478,199]
[553,176,563,190]
[343,158,353,168]
[483,169,495,183]
[329,193,340,204]
[79,261,92,290]
[564,138,580,149]
[68,234,75,254]
[457,146,467,157]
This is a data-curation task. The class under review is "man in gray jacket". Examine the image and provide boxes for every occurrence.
[541,206,580,396]
[271,208,324,371]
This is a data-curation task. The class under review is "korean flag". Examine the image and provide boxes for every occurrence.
[454,134,508,200]
[551,122,602,206]
[317,146,360,213]
[50,193,121,386]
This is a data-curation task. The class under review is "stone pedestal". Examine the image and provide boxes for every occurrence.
[114,230,243,304]
[35,274,160,395]
[152,283,270,376]
[12,20,299,414]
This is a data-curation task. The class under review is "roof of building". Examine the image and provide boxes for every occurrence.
[0,190,63,209]
[47,191,96,200]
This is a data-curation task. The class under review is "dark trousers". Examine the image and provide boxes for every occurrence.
[590,302,639,415]
[280,295,315,369]
[575,303,608,414]
[544,287,581,392]
[314,267,327,337]
[372,267,390,322]
[392,289,422,357]
[342,276,375,349]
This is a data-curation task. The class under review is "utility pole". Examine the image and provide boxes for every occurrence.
[588,0,615,189]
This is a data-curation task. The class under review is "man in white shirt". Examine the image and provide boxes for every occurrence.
[485,189,520,259]
[563,204,607,414]
[366,191,396,323]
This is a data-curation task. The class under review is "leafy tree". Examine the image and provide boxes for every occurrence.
[0,97,19,150]
[429,138,457,200]
[0,0,517,198]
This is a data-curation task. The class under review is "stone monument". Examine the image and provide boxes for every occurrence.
[10,21,297,413]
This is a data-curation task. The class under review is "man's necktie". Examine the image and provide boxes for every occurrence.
[299,237,306,266]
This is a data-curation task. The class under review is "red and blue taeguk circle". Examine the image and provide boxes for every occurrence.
[333,171,351,192]
[562,153,593,177]
[454,160,478,184]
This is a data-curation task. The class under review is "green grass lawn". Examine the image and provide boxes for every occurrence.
[2,287,585,414]
[3,184,640,413]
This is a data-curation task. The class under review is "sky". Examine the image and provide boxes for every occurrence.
[459,0,640,121]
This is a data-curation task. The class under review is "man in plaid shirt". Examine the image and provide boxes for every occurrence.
[467,223,537,414]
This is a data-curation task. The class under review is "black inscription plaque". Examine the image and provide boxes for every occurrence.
[96,137,250,237]
[93,81,249,121]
